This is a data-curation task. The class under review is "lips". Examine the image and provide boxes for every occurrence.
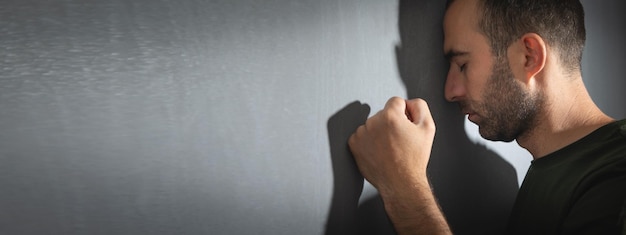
[467,113,478,123]
[460,107,472,116]
[459,103,478,123]
[461,108,479,123]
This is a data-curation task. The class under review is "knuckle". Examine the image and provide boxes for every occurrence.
[413,98,428,108]
[348,134,356,147]
[386,96,405,110]
[388,96,403,103]
[349,127,361,145]
[380,108,394,121]
[426,122,436,133]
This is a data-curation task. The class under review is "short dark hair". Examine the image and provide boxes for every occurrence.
[447,0,586,74]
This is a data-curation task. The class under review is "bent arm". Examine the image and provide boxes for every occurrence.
[349,97,452,234]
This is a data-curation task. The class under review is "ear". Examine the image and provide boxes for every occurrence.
[520,33,547,80]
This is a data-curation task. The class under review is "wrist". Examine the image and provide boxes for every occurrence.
[378,179,452,235]
[377,173,430,201]
[378,178,433,212]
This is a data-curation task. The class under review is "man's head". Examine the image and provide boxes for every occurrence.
[470,0,586,74]
[443,0,586,142]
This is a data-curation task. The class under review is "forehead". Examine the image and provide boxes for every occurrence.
[443,0,483,53]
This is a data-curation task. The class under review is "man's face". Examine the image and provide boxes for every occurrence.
[443,0,542,142]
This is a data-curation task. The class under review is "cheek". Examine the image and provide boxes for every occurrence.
[467,51,496,100]
[465,70,491,100]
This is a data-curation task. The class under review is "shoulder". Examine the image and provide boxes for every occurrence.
[560,120,626,234]
[562,168,626,234]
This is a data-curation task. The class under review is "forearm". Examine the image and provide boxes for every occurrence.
[380,181,452,235]
[349,98,449,234]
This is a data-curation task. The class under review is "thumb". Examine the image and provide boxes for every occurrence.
[405,98,434,126]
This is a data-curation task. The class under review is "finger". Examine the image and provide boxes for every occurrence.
[348,125,364,149]
[405,98,434,125]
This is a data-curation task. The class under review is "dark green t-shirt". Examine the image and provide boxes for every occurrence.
[506,119,626,235]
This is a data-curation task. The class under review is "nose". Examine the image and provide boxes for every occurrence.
[444,68,465,102]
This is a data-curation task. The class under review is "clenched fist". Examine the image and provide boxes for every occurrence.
[348,97,436,196]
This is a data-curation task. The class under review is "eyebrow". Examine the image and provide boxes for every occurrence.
[444,49,469,62]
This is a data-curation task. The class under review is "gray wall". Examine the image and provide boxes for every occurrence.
[0,0,624,234]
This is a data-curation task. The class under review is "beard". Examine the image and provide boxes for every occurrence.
[462,57,543,142]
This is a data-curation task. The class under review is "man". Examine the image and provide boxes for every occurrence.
[348,0,626,234]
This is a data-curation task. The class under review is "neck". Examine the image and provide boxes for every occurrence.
[516,75,614,159]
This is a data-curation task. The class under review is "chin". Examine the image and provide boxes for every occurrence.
[478,127,517,143]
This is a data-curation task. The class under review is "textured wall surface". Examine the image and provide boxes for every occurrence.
[1,0,624,234]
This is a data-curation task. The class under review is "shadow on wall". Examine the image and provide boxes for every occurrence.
[325,101,369,234]
[324,102,397,235]
[325,1,519,234]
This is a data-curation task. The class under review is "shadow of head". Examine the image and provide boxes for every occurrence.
[391,0,520,234]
